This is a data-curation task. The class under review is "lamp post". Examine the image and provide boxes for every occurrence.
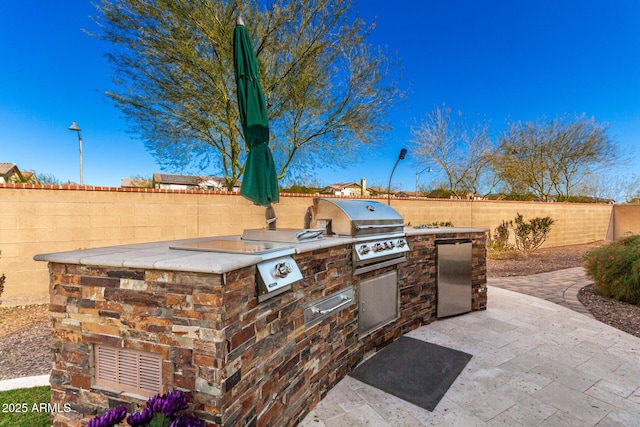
[68,122,83,185]
[415,166,432,194]
[387,148,407,205]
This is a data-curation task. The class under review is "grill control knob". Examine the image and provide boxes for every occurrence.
[372,243,383,252]
[359,245,370,255]
[388,241,395,249]
[274,262,292,278]
[396,239,406,248]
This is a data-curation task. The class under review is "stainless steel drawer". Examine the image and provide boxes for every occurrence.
[304,287,355,327]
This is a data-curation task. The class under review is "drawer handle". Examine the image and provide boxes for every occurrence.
[311,295,352,315]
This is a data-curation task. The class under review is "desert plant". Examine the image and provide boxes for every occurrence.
[410,221,455,228]
[488,220,511,252]
[510,213,555,255]
[427,220,454,227]
[0,274,5,306]
[0,249,5,306]
[494,220,509,244]
[583,235,640,305]
[487,220,521,260]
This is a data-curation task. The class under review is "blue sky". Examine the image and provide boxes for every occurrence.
[1,1,639,194]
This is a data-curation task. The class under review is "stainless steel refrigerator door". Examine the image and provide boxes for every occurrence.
[437,241,472,317]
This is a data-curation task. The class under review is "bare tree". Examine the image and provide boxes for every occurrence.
[575,172,640,203]
[628,191,640,204]
[93,0,402,189]
[625,176,640,204]
[410,104,496,198]
[33,171,62,185]
[495,114,620,201]
[128,175,154,188]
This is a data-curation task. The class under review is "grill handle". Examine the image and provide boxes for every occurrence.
[310,295,352,315]
[355,223,405,230]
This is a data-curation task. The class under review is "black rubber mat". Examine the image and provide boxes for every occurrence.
[350,336,472,411]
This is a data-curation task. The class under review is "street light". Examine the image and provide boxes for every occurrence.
[415,166,432,194]
[387,148,407,205]
[68,122,83,185]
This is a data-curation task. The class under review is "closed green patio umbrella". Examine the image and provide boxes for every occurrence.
[233,16,279,225]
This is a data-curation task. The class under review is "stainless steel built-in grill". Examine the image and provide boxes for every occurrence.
[172,198,409,306]
[312,198,409,275]
[312,197,410,335]
[313,198,405,237]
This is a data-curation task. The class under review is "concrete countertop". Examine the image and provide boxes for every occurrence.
[34,234,354,274]
[34,227,487,274]
[403,226,489,236]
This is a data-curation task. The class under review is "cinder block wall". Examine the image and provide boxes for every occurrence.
[609,204,640,238]
[0,184,616,301]
[390,198,613,246]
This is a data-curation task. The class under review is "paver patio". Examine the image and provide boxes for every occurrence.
[301,269,640,426]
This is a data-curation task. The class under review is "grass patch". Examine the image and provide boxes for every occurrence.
[0,386,51,427]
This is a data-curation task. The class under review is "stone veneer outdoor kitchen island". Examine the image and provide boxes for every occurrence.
[36,227,487,427]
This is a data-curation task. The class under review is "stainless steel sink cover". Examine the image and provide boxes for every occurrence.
[170,239,292,255]
[241,228,324,243]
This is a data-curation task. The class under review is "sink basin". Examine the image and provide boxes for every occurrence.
[169,239,293,255]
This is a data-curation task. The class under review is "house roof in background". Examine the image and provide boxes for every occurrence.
[0,162,19,175]
[152,173,235,187]
[153,173,202,185]
[325,182,361,190]
[0,162,25,181]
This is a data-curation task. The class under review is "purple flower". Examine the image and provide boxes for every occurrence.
[88,405,127,427]
[91,390,202,427]
[169,413,206,427]
[145,394,161,414]
[127,407,154,426]
[168,391,188,414]
[147,390,188,418]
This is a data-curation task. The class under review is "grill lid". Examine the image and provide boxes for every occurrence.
[313,198,405,237]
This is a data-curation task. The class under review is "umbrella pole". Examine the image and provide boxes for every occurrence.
[266,204,277,230]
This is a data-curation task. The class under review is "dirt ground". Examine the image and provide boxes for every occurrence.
[0,304,51,380]
[486,240,604,277]
[1,240,638,380]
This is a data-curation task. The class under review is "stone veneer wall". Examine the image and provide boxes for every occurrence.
[48,231,486,426]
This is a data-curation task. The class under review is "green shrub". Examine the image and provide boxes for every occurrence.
[489,214,554,256]
[488,220,511,251]
[427,220,454,227]
[510,213,554,256]
[487,220,521,259]
[0,249,4,305]
[410,221,454,228]
[0,273,5,305]
[583,235,640,305]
